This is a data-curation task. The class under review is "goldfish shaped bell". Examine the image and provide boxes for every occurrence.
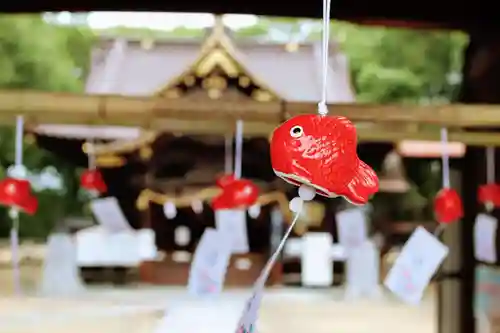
[212,178,259,210]
[434,188,463,224]
[270,114,379,205]
[0,178,37,214]
[80,169,107,194]
[478,183,500,211]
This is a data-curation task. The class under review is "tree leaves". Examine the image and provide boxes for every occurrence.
[0,15,93,238]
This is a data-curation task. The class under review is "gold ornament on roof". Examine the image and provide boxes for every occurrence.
[154,14,280,102]
[252,89,273,102]
[239,76,251,88]
[139,146,153,160]
[183,75,196,87]
[164,88,182,99]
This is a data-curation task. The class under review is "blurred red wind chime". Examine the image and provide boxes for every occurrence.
[0,116,38,294]
[80,139,107,195]
[478,147,500,210]
[433,127,463,232]
[212,120,259,211]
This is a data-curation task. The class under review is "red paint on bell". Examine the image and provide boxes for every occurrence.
[215,174,236,188]
[0,178,31,207]
[270,114,379,205]
[80,169,107,193]
[212,178,259,210]
[434,188,463,224]
[0,178,38,214]
[18,195,38,215]
[478,184,500,207]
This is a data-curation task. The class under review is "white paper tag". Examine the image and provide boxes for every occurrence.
[187,228,232,297]
[474,214,498,263]
[301,233,333,287]
[345,240,381,300]
[89,197,131,233]
[215,209,249,254]
[384,226,449,304]
[336,208,368,248]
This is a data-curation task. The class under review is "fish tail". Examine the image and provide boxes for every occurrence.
[343,160,379,205]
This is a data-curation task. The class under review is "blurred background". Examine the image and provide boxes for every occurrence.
[0,11,470,333]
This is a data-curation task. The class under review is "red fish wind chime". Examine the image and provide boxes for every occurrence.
[433,128,463,226]
[269,5,378,209]
[0,116,38,215]
[478,146,500,211]
[212,120,259,210]
[80,141,107,194]
[0,116,38,295]
[233,3,379,333]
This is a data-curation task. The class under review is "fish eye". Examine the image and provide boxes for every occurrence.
[290,126,303,138]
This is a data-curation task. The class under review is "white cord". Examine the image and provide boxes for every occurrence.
[234,120,243,179]
[318,0,332,116]
[256,209,302,286]
[12,115,23,295]
[487,146,495,184]
[15,116,23,166]
[88,138,96,170]
[224,135,233,174]
[440,127,450,189]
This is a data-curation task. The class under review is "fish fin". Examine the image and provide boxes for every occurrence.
[343,160,379,205]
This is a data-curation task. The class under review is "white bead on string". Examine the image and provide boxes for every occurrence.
[289,184,316,213]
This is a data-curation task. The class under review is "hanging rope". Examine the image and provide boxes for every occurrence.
[487,146,495,184]
[234,120,244,179]
[11,115,24,295]
[440,127,451,189]
[15,116,23,167]
[317,0,332,116]
[224,135,233,174]
[88,138,96,170]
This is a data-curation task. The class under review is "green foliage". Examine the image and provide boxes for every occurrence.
[0,14,93,239]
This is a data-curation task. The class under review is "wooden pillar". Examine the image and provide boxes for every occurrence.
[437,31,500,333]
[138,168,155,282]
[438,167,474,333]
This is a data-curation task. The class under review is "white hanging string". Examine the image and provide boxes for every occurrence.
[11,115,24,295]
[87,138,96,170]
[317,0,332,116]
[234,120,243,179]
[257,210,301,284]
[224,135,233,174]
[487,146,495,184]
[15,116,23,166]
[440,127,451,189]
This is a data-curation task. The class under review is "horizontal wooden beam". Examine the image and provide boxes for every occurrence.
[3,90,500,146]
[286,103,500,127]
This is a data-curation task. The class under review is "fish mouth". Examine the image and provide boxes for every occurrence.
[274,170,337,198]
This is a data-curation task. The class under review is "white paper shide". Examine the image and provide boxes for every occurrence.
[187,228,232,297]
[384,226,449,304]
[215,209,249,254]
[474,213,498,263]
